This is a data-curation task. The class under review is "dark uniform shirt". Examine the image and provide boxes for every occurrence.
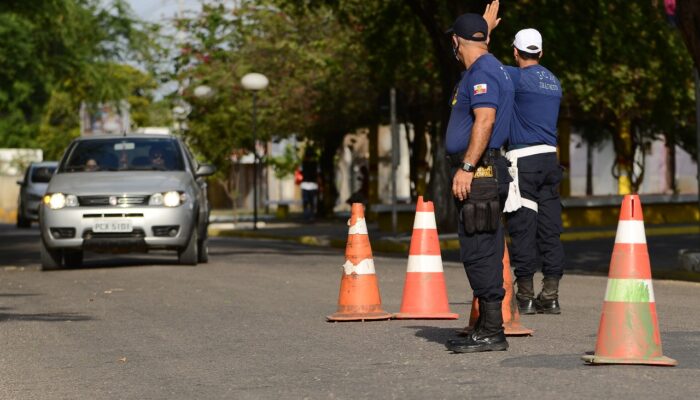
[506,65,562,146]
[445,53,514,155]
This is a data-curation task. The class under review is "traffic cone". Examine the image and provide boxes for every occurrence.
[460,241,533,336]
[582,195,676,366]
[394,197,458,319]
[327,203,392,322]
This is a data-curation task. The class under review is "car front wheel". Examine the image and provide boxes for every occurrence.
[178,227,198,266]
[197,237,209,263]
[16,208,31,228]
[64,250,83,268]
[40,240,62,271]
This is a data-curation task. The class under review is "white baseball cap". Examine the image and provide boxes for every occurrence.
[513,28,542,53]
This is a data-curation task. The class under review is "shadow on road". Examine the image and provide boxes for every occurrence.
[0,312,93,322]
[500,353,586,370]
[663,331,700,370]
[406,325,466,345]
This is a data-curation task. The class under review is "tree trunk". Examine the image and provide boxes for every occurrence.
[558,105,572,197]
[408,112,427,200]
[319,132,345,217]
[676,0,700,69]
[368,124,379,205]
[612,119,634,194]
[666,135,677,194]
[406,0,465,231]
[586,141,593,196]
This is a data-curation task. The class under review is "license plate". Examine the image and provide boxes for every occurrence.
[93,220,133,233]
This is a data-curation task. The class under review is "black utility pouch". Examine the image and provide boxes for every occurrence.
[462,176,500,234]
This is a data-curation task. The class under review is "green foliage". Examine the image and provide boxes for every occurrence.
[0,0,163,158]
[490,0,695,157]
[174,0,375,177]
[266,144,299,179]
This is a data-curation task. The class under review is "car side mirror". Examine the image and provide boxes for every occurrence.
[195,164,216,177]
[16,180,24,186]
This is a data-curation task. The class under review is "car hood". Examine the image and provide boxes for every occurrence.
[48,171,191,195]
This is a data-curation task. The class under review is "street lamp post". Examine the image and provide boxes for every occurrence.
[241,73,269,230]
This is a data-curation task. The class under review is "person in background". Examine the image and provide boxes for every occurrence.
[300,148,320,222]
[484,1,565,315]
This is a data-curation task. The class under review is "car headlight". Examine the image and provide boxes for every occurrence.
[149,193,164,206]
[149,191,186,207]
[43,193,78,209]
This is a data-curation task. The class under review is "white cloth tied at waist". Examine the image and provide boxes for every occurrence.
[503,144,558,213]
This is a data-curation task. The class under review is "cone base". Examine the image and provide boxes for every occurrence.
[458,322,534,337]
[327,311,393,322]
[504,322,534,336]
[582,354,677,366]
[393,312,459,320]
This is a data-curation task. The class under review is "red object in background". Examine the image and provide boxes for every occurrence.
[294,168,303,185]
[665,0,676,16]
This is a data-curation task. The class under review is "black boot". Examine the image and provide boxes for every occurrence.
[446,300,508,353]
[516,277,536,315]
[535,276,561,314]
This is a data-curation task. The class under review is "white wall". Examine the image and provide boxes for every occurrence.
[569,133,698,196]
[0,149,43,222]
[377,124,411,204]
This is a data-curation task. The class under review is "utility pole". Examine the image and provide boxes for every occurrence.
[695,69,700,223]
[390,88,399,234]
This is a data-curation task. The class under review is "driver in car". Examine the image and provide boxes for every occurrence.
[85,159,99,172]
[149,147,166,170]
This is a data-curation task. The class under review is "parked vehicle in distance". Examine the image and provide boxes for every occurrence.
[16,161,58,228]
[39,134,216,270]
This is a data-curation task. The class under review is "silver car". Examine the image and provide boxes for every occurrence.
[39,134,216,270]
[16,161,58,228]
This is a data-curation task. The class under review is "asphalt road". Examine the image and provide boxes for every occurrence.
[1,224,699,399]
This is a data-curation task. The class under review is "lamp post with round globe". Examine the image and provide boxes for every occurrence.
[240,73,269,230]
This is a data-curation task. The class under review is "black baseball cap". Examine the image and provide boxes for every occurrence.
[446,13,488,42]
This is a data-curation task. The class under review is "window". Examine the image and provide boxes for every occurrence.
[60,138,185,172]
[31,166,56,183]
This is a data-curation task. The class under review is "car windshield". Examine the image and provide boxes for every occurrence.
[60,138,185,172]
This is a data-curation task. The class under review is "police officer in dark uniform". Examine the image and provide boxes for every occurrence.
[500,28,565,315]
[442,13,515,353]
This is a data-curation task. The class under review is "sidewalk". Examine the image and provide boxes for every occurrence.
[207,214,700,279]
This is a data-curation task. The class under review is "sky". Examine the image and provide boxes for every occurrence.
[125,0,201,23]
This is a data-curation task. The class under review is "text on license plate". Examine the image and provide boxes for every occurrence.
[93,220,133,233]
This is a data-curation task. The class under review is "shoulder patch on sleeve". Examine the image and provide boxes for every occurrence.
[473,83,488,95]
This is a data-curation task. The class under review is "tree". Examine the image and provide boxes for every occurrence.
[676,0,700,69]
[0,0,161,158]
[174,1,376,213]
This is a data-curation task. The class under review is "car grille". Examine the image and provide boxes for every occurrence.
[78,195,149,207]
[82,213,144,218]
[83,229,146,240]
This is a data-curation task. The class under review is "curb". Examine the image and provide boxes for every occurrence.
[210,224,700,254]
[208,225,700,283]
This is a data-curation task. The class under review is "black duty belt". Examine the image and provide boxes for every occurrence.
[446,148,500,168]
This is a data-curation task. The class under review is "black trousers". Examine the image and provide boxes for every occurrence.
[505,152,564,280]
[452,156,511,302]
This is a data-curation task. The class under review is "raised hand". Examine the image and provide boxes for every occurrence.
[483,0,501,34]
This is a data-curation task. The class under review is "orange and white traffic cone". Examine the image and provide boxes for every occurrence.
[394,196,458,319]
[327,203,392,322]
[582,195,676,366]
[461,241,533,336]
